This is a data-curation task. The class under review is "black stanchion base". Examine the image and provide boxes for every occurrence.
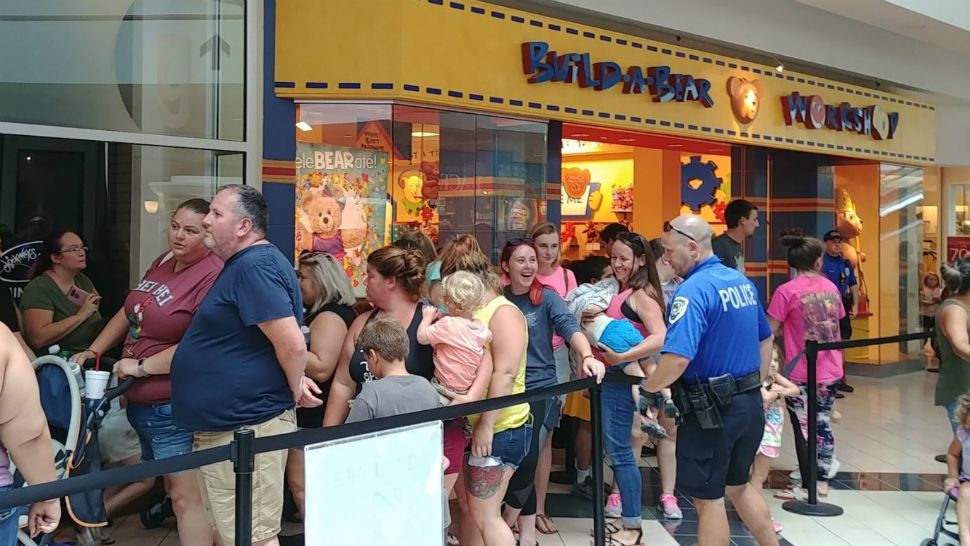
[782,500,844,517]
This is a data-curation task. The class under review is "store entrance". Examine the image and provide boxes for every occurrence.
[558,124,734,262]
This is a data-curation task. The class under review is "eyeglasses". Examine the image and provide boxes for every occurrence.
[663,221,696,242]
[57,246,88,254]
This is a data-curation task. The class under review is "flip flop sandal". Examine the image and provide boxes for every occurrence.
[589,522,623,536]
[596,527,644,546]
[536,513,557,535]
[773,486,828,501]
[447,532,459,546]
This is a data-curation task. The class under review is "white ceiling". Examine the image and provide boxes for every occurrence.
[794,0,970,56]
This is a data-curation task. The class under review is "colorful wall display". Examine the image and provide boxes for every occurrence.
[560,160,633,222]
[295,143,390,294]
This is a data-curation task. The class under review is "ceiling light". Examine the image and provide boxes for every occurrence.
[618,138,636,143]
[296,121,312,132]
[572,133,590,137]
[667,144,684,148]
[709,148,724,153]
[599,136,609,140]
[412,131,439,137]
[144,200,159,214]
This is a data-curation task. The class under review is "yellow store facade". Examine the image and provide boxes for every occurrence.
[263,0,938,365]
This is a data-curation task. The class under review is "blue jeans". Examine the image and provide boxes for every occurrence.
[126,402,195,461]
[489,423,532,469]
[947,398,960,434]
[0,486,21,545]
[601,372,642,527]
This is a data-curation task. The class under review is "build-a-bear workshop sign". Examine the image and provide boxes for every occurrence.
[780,92,900,140]
[521,42,714,107]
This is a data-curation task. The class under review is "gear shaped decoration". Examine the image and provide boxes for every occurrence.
[681,156,723,212]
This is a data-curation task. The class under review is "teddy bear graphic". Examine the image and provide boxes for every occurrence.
[297,186,346,259]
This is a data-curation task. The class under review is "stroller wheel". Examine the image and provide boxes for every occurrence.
[140,496,172,529]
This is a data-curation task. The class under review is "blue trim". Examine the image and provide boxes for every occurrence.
[426,87,442,95]
[275,81,295,88]
[566,27,578,34]
[490,96,504,103]
[471,6,485,14]
[630,116,641,122]
[583,31,595,38]
[510,99,524,106]
[531,19,543,27]
[449,90,463,98]
[565,107,577,113]
[600,35,611,42]
[338,82,361,89]
[529,102,542,109]
[370,83,393,90]
[491,10,504,18]
[469,93,484,101]
[305,82,328,89]
[428,0,443,4]
[547,104,560,111]
[512,15,525,23]
[549,23,561,31]
[449,1,463,8]
[404,84,420,92]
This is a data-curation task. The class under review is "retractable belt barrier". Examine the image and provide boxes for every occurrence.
[782,329,932,518]
[0,372,640,546]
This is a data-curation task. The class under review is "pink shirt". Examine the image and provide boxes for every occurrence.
[537,266,577,349]
[767,274,845,384]
[424,315,492,392]
[123,252,223,404]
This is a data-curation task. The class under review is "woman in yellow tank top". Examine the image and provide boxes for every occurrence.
[440,236,531,546]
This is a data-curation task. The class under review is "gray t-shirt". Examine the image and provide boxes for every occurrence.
[712,233,744,273]
[346,375,441,423]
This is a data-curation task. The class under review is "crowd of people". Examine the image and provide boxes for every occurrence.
[0,186,961,546]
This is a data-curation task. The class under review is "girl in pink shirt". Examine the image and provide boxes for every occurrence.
[417,271,492,404]
[767,230,845,499]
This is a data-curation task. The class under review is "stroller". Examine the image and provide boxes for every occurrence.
[922,486,960,546]
[12,355,131,546]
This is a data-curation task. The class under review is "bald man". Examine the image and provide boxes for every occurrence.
[645,215,778,546]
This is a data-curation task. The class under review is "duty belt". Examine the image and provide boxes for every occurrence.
[670,371,762,430]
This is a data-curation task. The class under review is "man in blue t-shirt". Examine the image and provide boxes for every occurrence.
[646,215,778,546]
[820,229,858,394]
[171,185,319,546]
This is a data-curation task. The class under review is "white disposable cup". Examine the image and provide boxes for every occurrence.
[85,370,111,399]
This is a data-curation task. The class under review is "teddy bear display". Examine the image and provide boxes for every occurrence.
[835,188,865,270]
[297,187,346,259]
[727,77,764,124]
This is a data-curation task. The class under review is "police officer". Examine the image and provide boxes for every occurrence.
[645,215,778,546]
[820,229,858,395]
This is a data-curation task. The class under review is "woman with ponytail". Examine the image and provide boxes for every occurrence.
[935,259,970,431]
[497,238,604,546]
[767,229,845,500]
[323,245,435,426]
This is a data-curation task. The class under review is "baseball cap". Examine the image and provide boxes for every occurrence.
[822,230,843,242]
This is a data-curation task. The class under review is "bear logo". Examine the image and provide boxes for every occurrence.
[727,77,764,124]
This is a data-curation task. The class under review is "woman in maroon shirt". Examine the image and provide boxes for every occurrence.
[72,199,222,546]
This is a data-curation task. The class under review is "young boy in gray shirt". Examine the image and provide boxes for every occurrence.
[346,316,442,422]
[344,316,449,541]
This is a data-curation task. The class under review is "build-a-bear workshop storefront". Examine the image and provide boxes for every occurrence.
[267,0,936,365]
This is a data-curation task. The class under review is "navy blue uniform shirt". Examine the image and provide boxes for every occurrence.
[820,253,856,299]
[172,243,302,431]
[661,256,771,385]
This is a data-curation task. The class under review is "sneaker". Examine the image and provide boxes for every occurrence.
[836,382,854,393]
[659,494,682,519]
[604,493,622,519]
[571,477,595,500]
[771,518,783,534]
[826,458,841,480]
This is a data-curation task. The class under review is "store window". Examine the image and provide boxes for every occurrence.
[0,0,245,141]
[879,163,924,358]
[295,104,547,284]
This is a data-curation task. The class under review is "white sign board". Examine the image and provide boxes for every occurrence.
[305,421,443,546]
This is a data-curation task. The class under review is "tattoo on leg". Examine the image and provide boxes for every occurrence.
[465,465,505,499]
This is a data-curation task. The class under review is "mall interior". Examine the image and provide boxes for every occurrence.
[2,0,970,545]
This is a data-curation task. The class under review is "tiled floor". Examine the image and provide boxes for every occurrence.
[49,370,958,545]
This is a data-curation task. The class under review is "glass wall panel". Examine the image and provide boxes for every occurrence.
[879,163,924,359]
[0,0,245,140]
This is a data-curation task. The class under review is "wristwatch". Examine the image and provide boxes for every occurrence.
[137,359,148,377]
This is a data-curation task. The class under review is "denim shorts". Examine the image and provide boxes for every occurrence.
[487,423,532,469]
[126,402,195,461]
[0,486,21,545]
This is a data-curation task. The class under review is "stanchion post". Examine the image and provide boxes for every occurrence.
[232,429,255,546]
[782,340,843,517]
[589,381,605,546]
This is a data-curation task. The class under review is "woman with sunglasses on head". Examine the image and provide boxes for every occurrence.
[287,251,357,520]
[596,231,669,544]
[438,235,531,546]
[20,230,102,354]
[498,237,605,546]
[69,199,223,545]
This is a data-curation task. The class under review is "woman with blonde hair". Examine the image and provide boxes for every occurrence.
[287,251,357,518]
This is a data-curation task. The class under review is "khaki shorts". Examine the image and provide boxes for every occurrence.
[194,409,296,544]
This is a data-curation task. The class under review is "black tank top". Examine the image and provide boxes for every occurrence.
[348,305,434,394]
[620,299,643,324]
[296,303,357,429]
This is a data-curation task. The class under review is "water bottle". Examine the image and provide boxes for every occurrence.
[51,345,86,398]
